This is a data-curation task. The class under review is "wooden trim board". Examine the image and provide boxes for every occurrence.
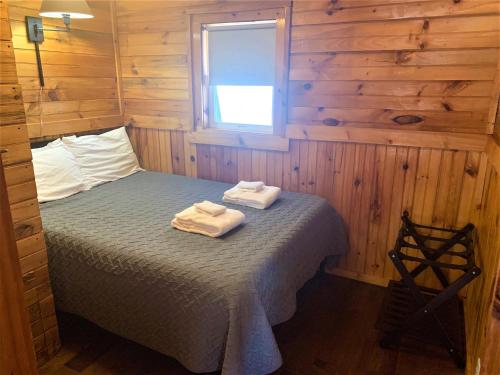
[287,124,488,151]
[188,129,290,151]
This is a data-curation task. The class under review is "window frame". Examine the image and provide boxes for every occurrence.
[190,7,291,139]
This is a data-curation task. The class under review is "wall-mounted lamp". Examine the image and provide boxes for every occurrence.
[25,0,94,87]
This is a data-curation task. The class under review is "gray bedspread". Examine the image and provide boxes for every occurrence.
[40,171,347,375]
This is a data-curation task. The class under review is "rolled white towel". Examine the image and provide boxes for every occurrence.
[235,180,264,192]
[223,185,281,209]
[193,200,226,216]
[171,206,245,237]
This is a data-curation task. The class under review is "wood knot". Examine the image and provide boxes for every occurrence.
[303,83,312,90]
[293,165,299,172]
[47,90,58,101]
[22,271,35,283]
[395,51,412,65]
[419,42,426,49]
[422,19,430,31]
[392,115,424,125]
[353,178,361,187]
[15,224,33,237]
[442,102,453,111]
[402,163,409,170]
[465,167,477,177]
[190,155,195,162]
[323,118,339,126]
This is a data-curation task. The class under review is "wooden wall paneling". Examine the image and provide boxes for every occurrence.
[286,125,488,151]
[1,0,59,367]
[288,0,499,134]
[118,0,498,172]
[464,138,500,375]
[9,0,123,139]
[0,148,38,375]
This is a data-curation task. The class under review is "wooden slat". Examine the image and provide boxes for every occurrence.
[289,94,490,112]
[288,80,493,98]
[291,15,499,40]
[126,114,190,131]
[188,130,290,152]
[292,0,500,26]
[0,123,28,145]
[290,66,496,81]
[288,107,487,133]
[4,162,34,186]
[287,125,488,151]
[292,31,499,53]
[290,50,498,68]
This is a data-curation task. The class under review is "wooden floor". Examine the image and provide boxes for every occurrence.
[40,275,463,375]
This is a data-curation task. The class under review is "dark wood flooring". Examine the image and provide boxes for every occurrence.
[40,275,463,375]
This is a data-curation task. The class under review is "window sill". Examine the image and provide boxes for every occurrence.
[187,128,289,152]
[211,123,274,135]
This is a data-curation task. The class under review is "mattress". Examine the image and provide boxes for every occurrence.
[40,171,347,375]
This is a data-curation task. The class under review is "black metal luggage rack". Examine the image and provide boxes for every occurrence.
[376,212,481,369]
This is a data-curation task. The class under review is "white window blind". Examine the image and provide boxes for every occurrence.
[206,21,277,86]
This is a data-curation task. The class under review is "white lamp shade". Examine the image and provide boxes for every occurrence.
[39,0,94,19]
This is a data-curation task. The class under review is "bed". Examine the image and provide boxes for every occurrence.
[40,171,347,375]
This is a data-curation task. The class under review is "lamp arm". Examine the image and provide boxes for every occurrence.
[34,23,69,34]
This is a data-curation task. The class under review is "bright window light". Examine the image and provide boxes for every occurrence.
[214,85,273,126]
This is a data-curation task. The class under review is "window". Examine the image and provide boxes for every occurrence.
[204,21,276,131]
[191,8,290,138]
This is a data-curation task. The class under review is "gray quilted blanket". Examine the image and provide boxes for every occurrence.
[40,171,347,375]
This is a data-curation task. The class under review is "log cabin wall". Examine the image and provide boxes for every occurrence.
[117,0,499,287]
[0,0,59,366]
[8,0,123,139]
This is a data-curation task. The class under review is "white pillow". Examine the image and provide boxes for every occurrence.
[61,127,142,188]
[32,141,88,203]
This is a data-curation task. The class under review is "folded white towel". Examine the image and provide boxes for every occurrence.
[236,180,265,192]
[171,206,245,237]
[223,185,281,209]
[193,200,226,216]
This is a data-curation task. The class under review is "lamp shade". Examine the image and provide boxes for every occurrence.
[39,0,94,19]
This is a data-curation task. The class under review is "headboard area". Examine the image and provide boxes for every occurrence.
[29,126,124,146]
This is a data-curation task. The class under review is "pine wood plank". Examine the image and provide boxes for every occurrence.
[292,0,500,26]
[289,80,492,98]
